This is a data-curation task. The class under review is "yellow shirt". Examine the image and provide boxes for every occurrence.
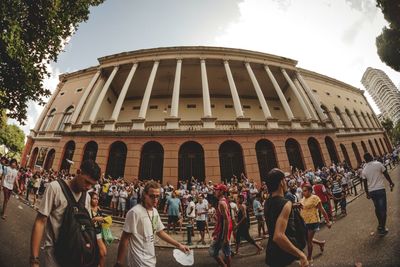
[300,195,321,224]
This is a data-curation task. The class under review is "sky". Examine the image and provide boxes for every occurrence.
[10,0,400,135]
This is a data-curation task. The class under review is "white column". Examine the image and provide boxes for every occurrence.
[294,78,318,120]
[264,65,294,120]
[34,82,63,133]
[296,72,326,121]
[110,63,138,121]
[224,60,244,118]
[245,62,272,119]
[88,65,119,122]
[281,69,312,120]
[138,61,159,119]
[170,59,182,118]
[200,59,212,117]
[70,70,101,125]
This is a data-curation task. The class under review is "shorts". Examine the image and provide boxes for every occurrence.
[256,215,264,222]
[306,223,320,232]
[32,187,39,195]
[208,240,231,258]
[118,201,126,211]
[196,220,206,231]
[370,189,387,214]
[168,215,179,224]
[2,188,12,201]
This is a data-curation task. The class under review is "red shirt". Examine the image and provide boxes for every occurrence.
[313,184,329,203]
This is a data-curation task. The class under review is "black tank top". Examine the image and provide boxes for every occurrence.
[237,204,250,229]
[264,196,298,266]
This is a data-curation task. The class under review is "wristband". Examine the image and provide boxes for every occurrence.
[30,256,40,264]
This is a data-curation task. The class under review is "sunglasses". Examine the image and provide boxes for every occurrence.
[148,194,160,200]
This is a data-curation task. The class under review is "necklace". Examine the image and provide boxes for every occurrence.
[144,205,156,235]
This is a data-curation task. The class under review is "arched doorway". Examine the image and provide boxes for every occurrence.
[43,149,56,170]
[60,141,75,173]
[106,141,127,179]
[374,139,382,156]
[369,140,377,157]
[219,140,245,182]
[29,147,39,169]
[361,141,368,154]
[383,135,392,152]
[82,141,98,162]
[340,144,352,168]
[285,138,305,171]
[255,139,278,181]
[139,141,164,183]
[379,138,387,154]
[308,137,325,169]
[178,141,205,182]
[325,136,339,164]
[352,142,362,167]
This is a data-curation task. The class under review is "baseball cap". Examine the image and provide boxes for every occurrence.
[214,184,228,192]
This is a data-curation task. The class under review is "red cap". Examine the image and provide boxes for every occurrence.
[214,184,228,192]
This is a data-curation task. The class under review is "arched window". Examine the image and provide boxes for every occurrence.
[340,144,352,168]
[36,147,48,167]
[82,141,98,162]
[361,141,368,154]
[354,110,364,128]
[41,109,56,131]
[106,141,127,179]
[379,138,387,154]
[308,138,325,169]
[325,136,339,164]
[285,138,305,171]
[368,140,377,157]
[44,149,56,170]
[374,139,382,156]
[139,141,164,183]
[219,141,245,182]
[178,141,205,182]
[29,147,39,169]
[60,141,75,172]
[334,107,346,128]
[352,142,362,167]
[57,106,74,131]
[345,109,355,128]
[256,139,278,181]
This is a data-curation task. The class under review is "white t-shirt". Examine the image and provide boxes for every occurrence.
[119,190,128,203]
[123,205,165,267]
[2,166,18,190]
[195,202,208,221]
[362,161,386,192]
[186,201,195,218]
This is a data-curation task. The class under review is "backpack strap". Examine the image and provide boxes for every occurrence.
[78,191,87,208]
[58,179,78,206]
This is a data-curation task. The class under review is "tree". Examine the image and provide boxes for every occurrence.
[375,0,400,71]
[381,117,394,135]
[0,0,104,124]
[0,124,25,157]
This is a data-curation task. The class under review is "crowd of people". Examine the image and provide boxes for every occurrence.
[0,144,398,267]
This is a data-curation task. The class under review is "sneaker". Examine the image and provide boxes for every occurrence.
[378,228,389,236]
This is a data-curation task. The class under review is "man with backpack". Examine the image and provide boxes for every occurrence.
[30,160,101,267]
[264,168,309,267]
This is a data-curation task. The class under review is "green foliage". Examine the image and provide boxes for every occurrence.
[392,122,400,145]
[381,118,394,134]
[0,123,25,156]
[376,0,400,71]
[0,0,104,124]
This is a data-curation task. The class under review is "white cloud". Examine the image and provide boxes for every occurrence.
[214,0,400,115]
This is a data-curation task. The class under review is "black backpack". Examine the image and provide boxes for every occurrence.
[54,179,99,267]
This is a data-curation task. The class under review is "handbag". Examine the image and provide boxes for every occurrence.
[101,216,114,246]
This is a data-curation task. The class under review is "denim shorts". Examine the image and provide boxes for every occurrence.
[369,189,387,214]
[208,240,231,257]
[306,223,320,232]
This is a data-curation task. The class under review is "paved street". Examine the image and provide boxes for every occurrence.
[0,166,399,267]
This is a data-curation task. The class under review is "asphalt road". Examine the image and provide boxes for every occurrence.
[0,166,399,267]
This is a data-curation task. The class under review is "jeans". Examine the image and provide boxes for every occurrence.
[369,189,387,229]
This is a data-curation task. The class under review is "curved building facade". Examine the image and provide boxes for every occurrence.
[22,46,392,185]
